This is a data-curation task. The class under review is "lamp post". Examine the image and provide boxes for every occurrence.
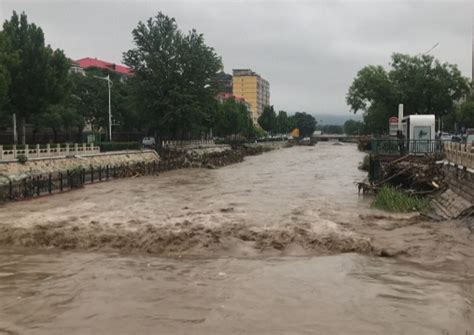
[93,74,113,141]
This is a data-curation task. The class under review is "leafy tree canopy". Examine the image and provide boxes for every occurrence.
[258,105,277,133]
[347,53,470,134]
[0,11,71,143]
[290,112,317,138]
[343,119,365,135]
[123,12,222,139]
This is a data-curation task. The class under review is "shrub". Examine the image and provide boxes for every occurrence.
[372,186,430,212]
[16,154,28,164]
[99,141,142,152]
[359,154,370,171]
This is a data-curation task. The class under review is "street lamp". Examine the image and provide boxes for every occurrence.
[93,74,113,141]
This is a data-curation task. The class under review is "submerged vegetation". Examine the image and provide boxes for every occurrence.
[358,154,369,171]
[372,186,430,212]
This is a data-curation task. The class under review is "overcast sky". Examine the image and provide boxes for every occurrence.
[0,0,472,117]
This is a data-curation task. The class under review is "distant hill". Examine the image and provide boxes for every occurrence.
[312,113,363,126]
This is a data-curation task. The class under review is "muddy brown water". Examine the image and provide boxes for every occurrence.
[0,143,472,334]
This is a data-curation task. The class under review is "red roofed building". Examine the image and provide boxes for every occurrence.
[216,92,251,112]
[74,57,133,76]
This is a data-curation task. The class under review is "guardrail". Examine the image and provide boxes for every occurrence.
[444,142,474,169]
[371,139,443,156]
[0,160,180,203]
[0,143,100,161]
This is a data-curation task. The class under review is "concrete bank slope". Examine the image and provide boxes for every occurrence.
[0,150,159,183]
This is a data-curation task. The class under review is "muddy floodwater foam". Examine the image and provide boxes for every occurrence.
[0,143,472,334]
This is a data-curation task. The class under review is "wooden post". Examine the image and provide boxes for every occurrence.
[74,143,79,155]
[13,144,16,159]
[47,144,51,156]
[36,144,40,157]
[57,143,61,156]
[90,142,94,153]
[25,144,29,158]
[82,143,86,154]
[66,143,70,156]
[0,145,3,161]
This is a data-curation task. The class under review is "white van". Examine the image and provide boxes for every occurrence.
[142,137,156,147]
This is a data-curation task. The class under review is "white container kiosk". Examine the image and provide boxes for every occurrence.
[401,114,436,153]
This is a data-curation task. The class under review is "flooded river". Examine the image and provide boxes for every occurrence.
[0,143,472,334]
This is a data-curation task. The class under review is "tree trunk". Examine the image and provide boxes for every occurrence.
[52,128,58,143]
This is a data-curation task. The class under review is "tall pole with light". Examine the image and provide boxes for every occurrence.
[93,74,113,141]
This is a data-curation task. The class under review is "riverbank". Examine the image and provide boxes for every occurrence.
[0,141,288,202]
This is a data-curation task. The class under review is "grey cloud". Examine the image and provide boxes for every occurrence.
[0,0,472,117]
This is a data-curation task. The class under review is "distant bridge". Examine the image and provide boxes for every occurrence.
[311,134,360,143]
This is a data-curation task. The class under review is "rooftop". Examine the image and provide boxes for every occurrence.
[75,57,132,75]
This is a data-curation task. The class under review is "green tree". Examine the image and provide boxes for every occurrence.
[258,105,277,134]
[456,97,474,129]
[275,110,289,134]
[343,119,365,135]
[1,11,71,143]
[320,124,343,134]
[124,12,222,139]
[347,53,470,134]
[68,73,107,133]
[214,99,254,138]
[289,112,317,137]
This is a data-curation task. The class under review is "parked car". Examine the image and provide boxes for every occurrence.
[439,132,452,141]
[465,129,474,145]
[451,135,463,143]
[142,137,156,147]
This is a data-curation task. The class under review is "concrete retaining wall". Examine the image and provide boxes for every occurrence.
[443,164,474,204]
[0,150,159,183]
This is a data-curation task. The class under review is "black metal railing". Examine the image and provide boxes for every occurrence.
[0,159,186,203]
[371,139,443,156]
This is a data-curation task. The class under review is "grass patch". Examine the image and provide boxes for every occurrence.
[372,186,430,212]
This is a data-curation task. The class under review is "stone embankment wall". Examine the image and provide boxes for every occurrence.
[0,150,159,184]
[442,164,474,204]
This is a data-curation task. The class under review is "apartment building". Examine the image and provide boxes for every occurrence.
[232,69,270,124]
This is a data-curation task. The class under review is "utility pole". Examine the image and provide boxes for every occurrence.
[107,74,112,142]
[93,74,113,141]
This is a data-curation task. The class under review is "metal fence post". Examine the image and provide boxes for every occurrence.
[99,166,102,181]
[91,166,94,183]
[36,176,40,196]
[48,173,52,194]
[59,172,63,191]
